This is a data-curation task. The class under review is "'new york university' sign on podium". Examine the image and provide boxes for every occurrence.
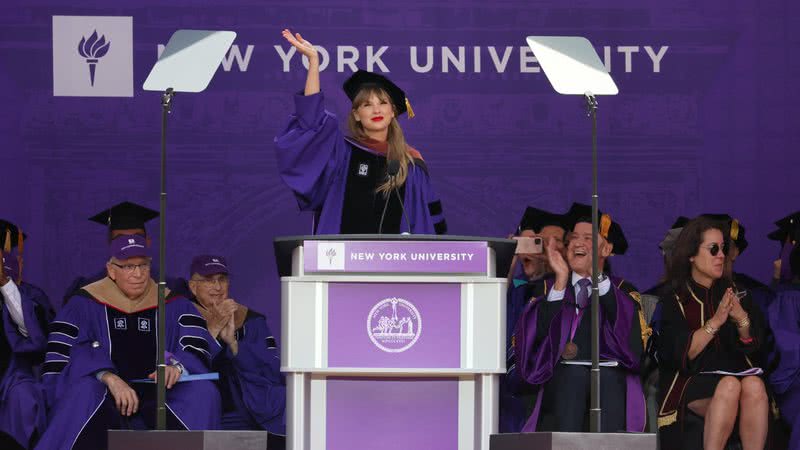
[276,236,513,450]
[304,239,488,273]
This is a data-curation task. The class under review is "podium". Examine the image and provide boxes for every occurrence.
[274,235,516,450]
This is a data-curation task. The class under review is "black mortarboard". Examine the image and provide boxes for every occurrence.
[518,206,566,234]
[768,211,800,245]
[88,201,159,231]
[0,219,26,252]
[565,202,629,255]
[658,216,690,254]
[343,70,413,117]
[700,213,748,253]
[671,216,690,230]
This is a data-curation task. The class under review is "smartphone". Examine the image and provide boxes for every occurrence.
[513,236,543,254]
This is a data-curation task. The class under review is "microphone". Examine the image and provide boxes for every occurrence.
[378,160,411,234]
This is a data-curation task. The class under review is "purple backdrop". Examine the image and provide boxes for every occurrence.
[1,0,797,339]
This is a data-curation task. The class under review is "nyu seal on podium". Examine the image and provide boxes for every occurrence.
[367,297,422,353]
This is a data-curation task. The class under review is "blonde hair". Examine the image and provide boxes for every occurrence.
[347,86,414,195]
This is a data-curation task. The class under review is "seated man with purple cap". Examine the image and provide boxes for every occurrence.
[0,221,54,449]
[62,201,188,305]
[187,255,286,443]
[37,235,221,450]
[513,203,646,433]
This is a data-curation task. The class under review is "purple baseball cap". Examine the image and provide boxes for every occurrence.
[110,234,149,260]
[190,255,229,277]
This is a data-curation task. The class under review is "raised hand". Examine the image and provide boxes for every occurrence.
[281,29,318,62]
[281,28,320,95]
[546,237,569,290]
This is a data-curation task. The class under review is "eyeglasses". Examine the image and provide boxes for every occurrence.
[111,262,151,273]
[703,243,729,257]
[191,275,230,286]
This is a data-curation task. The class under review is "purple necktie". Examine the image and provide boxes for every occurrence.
[576,278,592,309]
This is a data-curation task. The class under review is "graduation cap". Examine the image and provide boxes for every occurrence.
[0,219,26,253]
[88,201,159,233]
[699,213,748,254]
[659,216,690,255]
[343,70,414,118]
[671,216,690,230]
[517,206,566,234]
[565,202,629,255]
[768,210,800,245]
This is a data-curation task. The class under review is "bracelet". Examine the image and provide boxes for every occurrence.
[737,316,751,329]
[739,336,754,345]
[703,322,718,336]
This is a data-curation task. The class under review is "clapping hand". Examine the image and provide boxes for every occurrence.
[546,237,569,289]
[727,289,748,323]
[213,299,239,345]
[709,288,734,329]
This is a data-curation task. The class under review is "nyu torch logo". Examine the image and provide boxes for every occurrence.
[78,30,111,86]
[325,248,337,265]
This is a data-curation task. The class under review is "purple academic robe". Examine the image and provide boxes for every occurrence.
[768,285,800,450]
[514,275,646,433]
[0,282,54,448]
[499,260,550,433]
[36,293,221,450]
[274,92,446,235]
[216,309,286,435]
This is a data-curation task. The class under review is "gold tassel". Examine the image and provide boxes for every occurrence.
[3,229,9,253]
[17,228,23,283]
[730,219,740,241]
[600,214,612,239]
[405,98,415,119]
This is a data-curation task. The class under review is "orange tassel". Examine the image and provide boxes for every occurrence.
[600,214,612,239]
[3,229,9,253]
[730,219,740,241]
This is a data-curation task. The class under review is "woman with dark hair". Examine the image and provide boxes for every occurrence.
[657,217,769,450]
[274,29,446,235]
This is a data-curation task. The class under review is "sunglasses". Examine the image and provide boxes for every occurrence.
[703,243,729,257]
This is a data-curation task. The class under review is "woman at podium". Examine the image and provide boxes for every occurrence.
[275,29,446,235]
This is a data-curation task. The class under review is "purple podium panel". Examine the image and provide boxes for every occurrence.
[326,377,459,450]
[304,240,488,273]
[328,283,461,368]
